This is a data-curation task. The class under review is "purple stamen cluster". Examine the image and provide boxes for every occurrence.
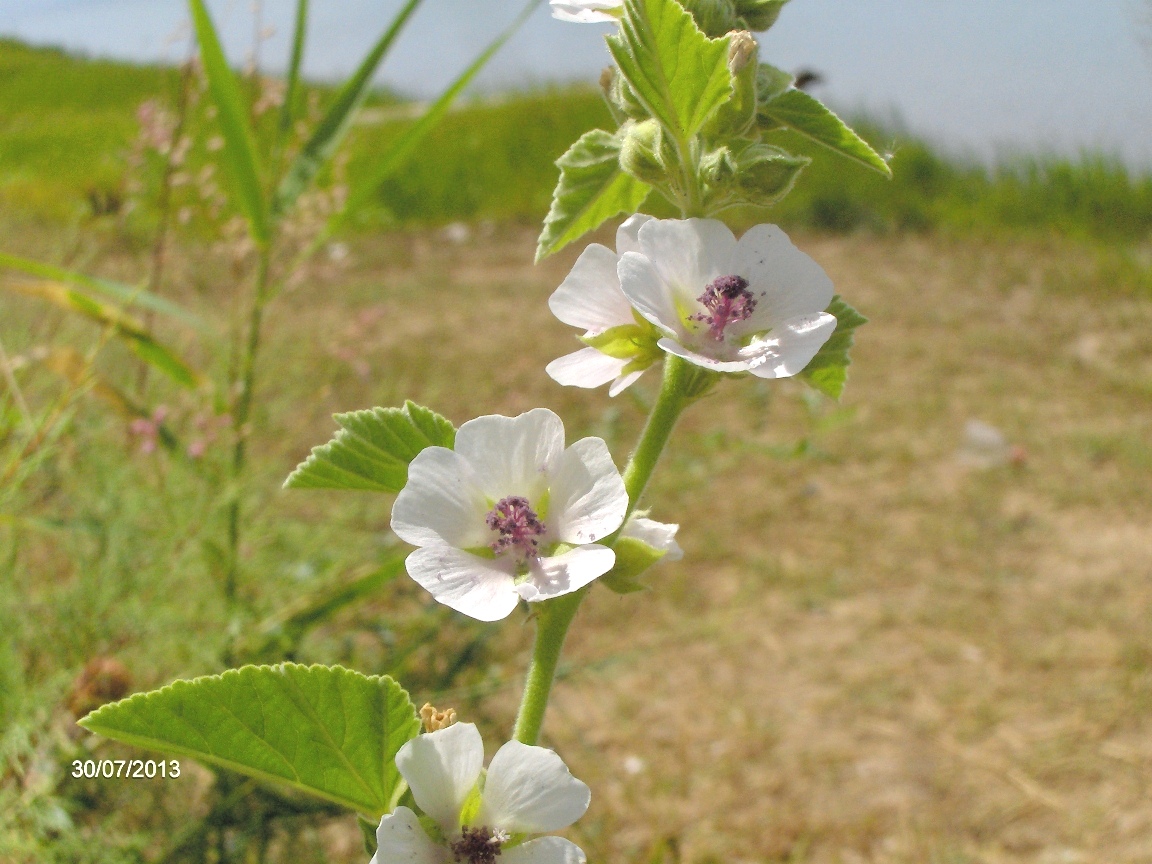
[450,827,503,864]
[486,495,547,558]
[692,274,756,340]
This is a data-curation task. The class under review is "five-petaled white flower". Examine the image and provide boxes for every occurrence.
[549,0,623,23]
[617,218,837,378]
[546,214,663,396]
[373,722,589,864]
[391,409,628,621]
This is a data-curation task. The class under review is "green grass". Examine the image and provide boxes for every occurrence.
[2,38,1151,244]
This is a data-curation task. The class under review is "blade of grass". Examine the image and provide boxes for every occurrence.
[0,252,211,333]
[277,0,309,143]
[274,0,423,216]
[189,0,270,246]
[336,0,546,227]
[4,281,204,389]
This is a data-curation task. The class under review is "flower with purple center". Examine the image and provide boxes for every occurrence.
[546,214,663,396]
[390,409,628,621]
[549,0,623,23]
[372,722,589,864]
[617,218,838,377]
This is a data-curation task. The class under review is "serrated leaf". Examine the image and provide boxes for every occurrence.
[608,0,733,142]
[285,401,456,492]
[80,664,420,817]
[536,129,650,261]
[189,0,270,245]
[759,86,891,176]
[799,295,867,399]
[275,0,423,216]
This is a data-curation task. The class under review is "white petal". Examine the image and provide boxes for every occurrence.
[455,410,566,502]
[740,311,837,379]
[395,726,484,834]
[729,223,834,338]
[550,0,621,22]
[477,741,590,834]
[618,252,684,337]
[549,245,633,332]
[549,438,627,545]
[657,337,751,373]
[636,218,737,307]
[406,546,521,622]
[607,368,645,397]
[502,837,587,864]
[622,517,683,561]
[615,213,653,255]
[391,448,490,548]
[372,807,448,864]
[546,349,629,390]
[518,545,616,603]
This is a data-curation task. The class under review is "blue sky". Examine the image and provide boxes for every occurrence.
[3,0,1150,167]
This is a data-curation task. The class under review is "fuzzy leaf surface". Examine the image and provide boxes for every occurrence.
[608,0,732,142]
[285,401,456,492]
[79,664,421,817]
[759,86,891,176]
[536,129,650,261]
[799,295,867,399]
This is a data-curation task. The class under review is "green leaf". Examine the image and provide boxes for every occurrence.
[3,281,203,389]
[799,295,867,399]
[536,129,650,261]
[275,0,423,216]
[608,0,733,142]
[79,664,421,818]
[340,0,545,226]
[0,252,211,333]
[759,86,891,176]
[189,0,270,245]
[285,401,456,492]
[277,0,310,142]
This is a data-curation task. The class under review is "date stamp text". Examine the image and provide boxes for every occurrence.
[72,759,181,779]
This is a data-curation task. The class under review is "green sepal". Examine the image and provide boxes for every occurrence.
[579,321,662,363]
[732,142,810,205]
[360,815,380,857]
[758,84,892,176]
[798,295,867,399]
[536,129,651,261]
[284,401,456,493]
[599,535,669,594]
[419,813,448,844]
[457,777,485,828]
[735,0,789,30]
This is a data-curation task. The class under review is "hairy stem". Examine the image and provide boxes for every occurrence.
[512,354,693,745]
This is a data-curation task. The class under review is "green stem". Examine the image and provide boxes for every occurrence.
[512,587,586,746]
[225,246,273,602]
[511,354,694,745]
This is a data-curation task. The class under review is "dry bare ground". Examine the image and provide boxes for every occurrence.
[279,226,1152,864]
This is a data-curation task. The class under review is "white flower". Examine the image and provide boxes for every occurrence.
[617,218,837,378]
[391,409,628,621]
[373,722,589,864]
[546,215,663,396]
[549,0,623,23]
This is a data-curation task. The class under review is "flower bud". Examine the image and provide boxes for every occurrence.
[735,0,789,31]
[619,119,670,185]
[701,31,759,139]
[699,145,737,187]
[684,0,740,37]
[733,143,809,205]
[605,65,651,121]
